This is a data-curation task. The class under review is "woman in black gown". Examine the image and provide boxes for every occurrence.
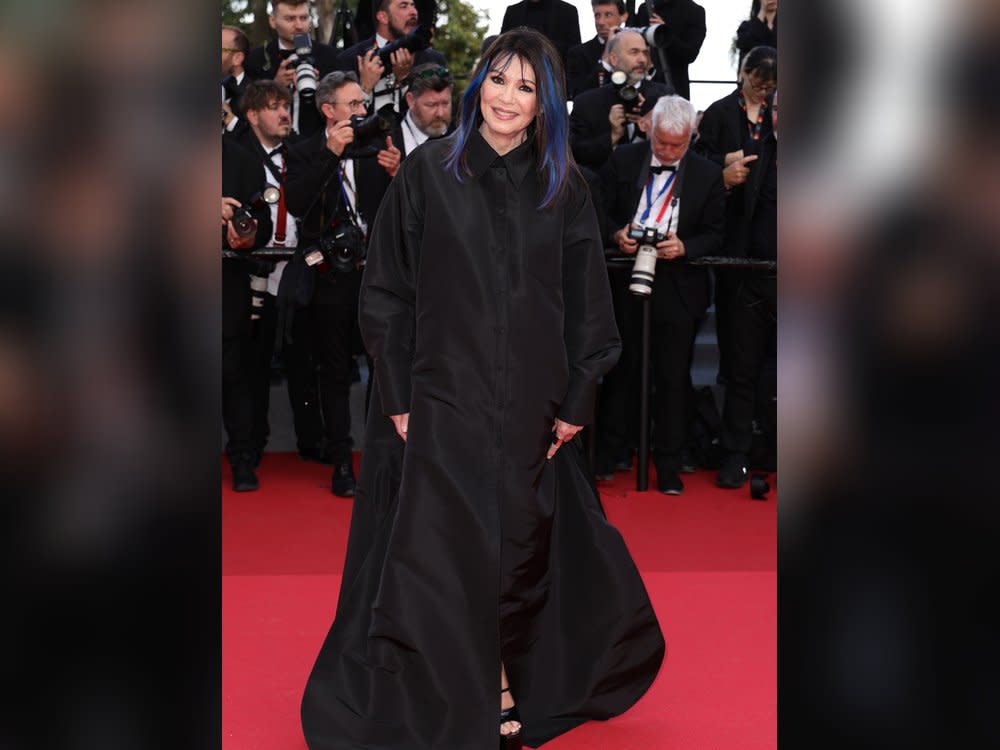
[301,28,664,750]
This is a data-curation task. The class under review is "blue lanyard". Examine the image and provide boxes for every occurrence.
[640,171,677,225]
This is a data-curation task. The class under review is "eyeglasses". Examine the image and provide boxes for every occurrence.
[412,67,452,82]
[221,47,242,54]
[747,77,776,94]
[332,99,367,109]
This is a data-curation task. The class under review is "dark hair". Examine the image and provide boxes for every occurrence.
[272,0,310,10]
[741,45,777,82]
[315,70,360,113]
[407,63,453,97]
[222,25,249,55]
[444,28,574,210]
[239,79,293,113]
[591,0,627,13]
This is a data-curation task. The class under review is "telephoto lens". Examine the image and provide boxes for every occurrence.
[627,226,663,296]
[637,24,669,49]
[292,32,317,100]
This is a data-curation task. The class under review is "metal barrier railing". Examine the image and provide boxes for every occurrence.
[224,249,774,491]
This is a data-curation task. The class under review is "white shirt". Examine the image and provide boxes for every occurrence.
[400,110,429,156]
[325,126,368,237]
[260,143,299,295]
[630,154,681,236]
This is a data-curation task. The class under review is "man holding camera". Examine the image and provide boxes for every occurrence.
[569,29,673,171]
[565,0,628,98]
[598,95,724,494]
[245,0,340,141]
[284,71,400,497]
[337,0,447,116]
[633,0,706,101]
[222,138,274,492]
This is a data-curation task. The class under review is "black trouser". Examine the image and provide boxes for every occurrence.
[650,312,702,469]
[720,273,777,456]
[250,291,276,453]
[713,267,739,383]
[596,268,641,465]
[222,261,254,462]
[291,299,357,465]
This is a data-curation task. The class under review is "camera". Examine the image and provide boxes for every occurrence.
[610,69,640,112]
[231,187,281,239]
[378,24,433,74]
[636,24,670,50]
[344,104,399,158]
[304,222,366,273]
[627,225,666,296]
[289,32,318,101]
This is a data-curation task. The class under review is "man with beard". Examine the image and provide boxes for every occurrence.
[245,0,340,141]
[336,0,447,116]
[569,29,673,170]
[391,62,453,158]
[566,0,628,98]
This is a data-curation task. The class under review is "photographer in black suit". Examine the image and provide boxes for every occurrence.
[599,95,725,494]
[566,0,629,98]
[633,0,707,100]
[245,0,340,141]
[569,29,673,170]
[222,139,273,492]
[285,71,401,497]
[336,0,447,116]
[222,25,251,133]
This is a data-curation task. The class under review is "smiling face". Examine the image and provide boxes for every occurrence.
[478,55,538,152]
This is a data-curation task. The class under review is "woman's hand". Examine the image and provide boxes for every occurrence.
[390,412,409,442]
[547,418,582,459]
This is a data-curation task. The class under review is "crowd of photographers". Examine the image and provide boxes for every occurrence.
[221,0,777,497]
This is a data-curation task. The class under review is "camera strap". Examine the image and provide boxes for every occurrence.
[639,171,677,225]
[337,162,366,239]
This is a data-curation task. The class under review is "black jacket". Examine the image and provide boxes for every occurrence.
[569,80,673,170]
[500,0,581,66]
[222,138,273,252]
[245,37,341,140]
[634,0,706,100]
[736,14,777,63]
[285,128,394,304]
[694,89,774,255]
[599,141,725,319]
[300,129,663,749]
[565,36,605,98]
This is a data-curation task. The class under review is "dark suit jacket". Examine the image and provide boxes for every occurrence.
[500,0,581,65]
[285,127,394,304]
[245,37,341,140]
[388,120,453,160]
[569,80,673,170]
[694,89,774,255]
[566,36,605,98]
[736,15,777,63]
[634,0,706,100]
[222,138,273,252]
[599,141,725,319]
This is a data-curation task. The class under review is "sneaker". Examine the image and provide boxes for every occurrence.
[331,461,357,497]
[679,447,697,474]
[716,453,749,489]
[232,460,259,492]
[656,467,684,495]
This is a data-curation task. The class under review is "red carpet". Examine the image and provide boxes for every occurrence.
[224,453,776,749]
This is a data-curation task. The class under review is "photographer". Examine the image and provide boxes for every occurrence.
[284,71,400,497]
[337,0,447,116]
[566,0,629,98]
[633,0,706,100]
[569,29,672,170]
[499,0,581,67]
[222,138,273,492]
[245,0,340,141]
[598,95,724,494]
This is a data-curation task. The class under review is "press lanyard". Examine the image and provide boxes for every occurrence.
[639,171,677,225]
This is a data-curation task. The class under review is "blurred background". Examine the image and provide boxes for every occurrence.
[2,0,999,747]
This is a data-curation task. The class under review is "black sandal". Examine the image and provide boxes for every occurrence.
[500,686,522,750]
